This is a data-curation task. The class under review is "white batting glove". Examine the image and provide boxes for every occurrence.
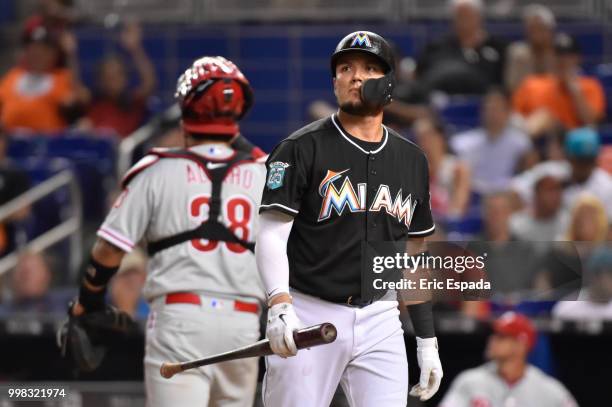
[409,337,443,401]
[266,302,303,358]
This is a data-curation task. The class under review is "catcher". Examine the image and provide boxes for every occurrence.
[59,55,267,407]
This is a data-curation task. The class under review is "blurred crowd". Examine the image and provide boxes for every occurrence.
[0,0,610,328]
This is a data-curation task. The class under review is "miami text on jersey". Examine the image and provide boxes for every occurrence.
[318,169,417,227]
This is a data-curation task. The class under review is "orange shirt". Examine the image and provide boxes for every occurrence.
[0,67,74,133]
[512,74,606,129]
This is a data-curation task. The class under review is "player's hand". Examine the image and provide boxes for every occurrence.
[266,302,302,358]
[410,337,443,401]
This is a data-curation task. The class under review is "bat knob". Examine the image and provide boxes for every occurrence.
[160,362,181,379]
[321,323,337,343]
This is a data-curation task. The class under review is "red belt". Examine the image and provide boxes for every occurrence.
[165,292,259,314]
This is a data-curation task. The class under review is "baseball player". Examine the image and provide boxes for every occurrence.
[255,31,443,406]
[440,312,578,407]
[70,56,267,406]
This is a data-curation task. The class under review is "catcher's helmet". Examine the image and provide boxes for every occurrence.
[330,31,395,77]
[175,56,253,136]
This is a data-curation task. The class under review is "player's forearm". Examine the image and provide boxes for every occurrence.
[255,211,294,305]
[78,238,126,311]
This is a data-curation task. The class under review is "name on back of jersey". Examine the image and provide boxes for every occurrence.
[186,162,254,189]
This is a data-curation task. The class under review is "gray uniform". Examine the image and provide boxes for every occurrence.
[98,143,266,303]
[99,143,268,407]
[440,362,578,407]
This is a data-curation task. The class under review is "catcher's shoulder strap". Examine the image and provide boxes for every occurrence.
[143,148,256,256]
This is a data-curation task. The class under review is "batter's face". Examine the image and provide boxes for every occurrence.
[333,52,386,116]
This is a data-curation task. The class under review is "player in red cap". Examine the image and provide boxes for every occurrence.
[67,56,267,406]
[440,312,577,407]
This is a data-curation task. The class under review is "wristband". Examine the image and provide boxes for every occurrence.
[407,301,435,338]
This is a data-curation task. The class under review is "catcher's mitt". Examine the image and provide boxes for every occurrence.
[57,301,140,372]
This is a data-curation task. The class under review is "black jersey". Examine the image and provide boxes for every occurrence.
[260,114,435,302]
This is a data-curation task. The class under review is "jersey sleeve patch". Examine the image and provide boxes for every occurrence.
[266,161,290,190]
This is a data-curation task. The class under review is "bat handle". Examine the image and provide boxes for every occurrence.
[160,362,183,379]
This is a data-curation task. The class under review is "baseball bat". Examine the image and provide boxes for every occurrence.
[160,323,337,379]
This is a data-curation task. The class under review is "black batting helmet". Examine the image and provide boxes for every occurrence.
[330,31,395,77]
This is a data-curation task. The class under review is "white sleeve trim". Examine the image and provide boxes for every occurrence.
[407,224,436,236]
[259,203,299,214]
[97,226,135,253]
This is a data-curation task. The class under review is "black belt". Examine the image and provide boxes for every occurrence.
[328,294,374,308]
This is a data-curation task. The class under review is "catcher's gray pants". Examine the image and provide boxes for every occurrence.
[145,295,260,407]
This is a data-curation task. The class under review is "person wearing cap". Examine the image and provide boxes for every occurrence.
[257,31,442,406]
[440,312,577,407]
[0,20,89,133]
[416,0,507,94]
[70,56,266,406]
[513,33,606,130]
[563,127,612,220]
[505,4,557,91]
[509,171,566,243]
[510,127,612,222]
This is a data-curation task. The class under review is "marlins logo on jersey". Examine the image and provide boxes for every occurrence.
[318,169,417,227]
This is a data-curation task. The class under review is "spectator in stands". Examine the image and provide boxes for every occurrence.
[478,192,542,295]
[26,0,78,33]
[511,128,612,222]
[109,249,148,319]
[513,33,606,131]
[531,195,608,298]
[84,22,156,138]
[553,246,612,321]
[413,114,471,220]
[4,251,67,313]
[415,0,507,95]
[0,21,89,133]
[0,127,31,257]
[505,4,556,91]
[439,312,577,407]
[451,88,532,194]
[510,173,566,243]
[564,194,608,243]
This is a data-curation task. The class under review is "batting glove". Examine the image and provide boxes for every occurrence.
[266,302,302,358]
[410,337,443,401]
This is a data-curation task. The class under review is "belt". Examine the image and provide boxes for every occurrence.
[334,295,373,308]
[165,292,259,314]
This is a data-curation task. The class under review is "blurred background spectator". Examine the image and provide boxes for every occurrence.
[552,246,612,321]
[0,19,89,133]
[451,88,532,194]
[82,21,156,138]
[414,114,471,220]
[0,250,70,314]
[511,127,612,222]
[513,33,606,132]
[416,0,507,95]
[109,248,148,319]
[509,172,566,243]
[505,4,557,91]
